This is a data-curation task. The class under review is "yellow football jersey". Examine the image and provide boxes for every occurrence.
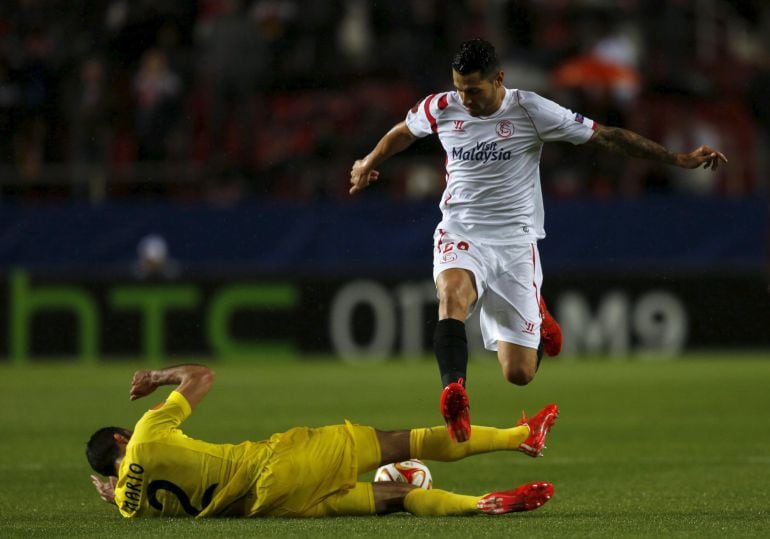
[114,391,272,518]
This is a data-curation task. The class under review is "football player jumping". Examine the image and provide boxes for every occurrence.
[350,39,726,443]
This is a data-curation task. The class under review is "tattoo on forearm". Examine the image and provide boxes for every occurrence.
[594,127,678,165]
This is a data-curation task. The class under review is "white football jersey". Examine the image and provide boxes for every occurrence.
[405,88,596,244]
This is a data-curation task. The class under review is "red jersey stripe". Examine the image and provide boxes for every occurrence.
[424,94,438,133]
[530,243,540,303]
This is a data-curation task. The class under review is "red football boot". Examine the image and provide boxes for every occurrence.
[440,378,471,443]
[539,296,562,357]
[517,403,559,457]
[477,482,554,514]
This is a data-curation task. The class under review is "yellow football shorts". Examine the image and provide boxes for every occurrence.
[247,421,381,517]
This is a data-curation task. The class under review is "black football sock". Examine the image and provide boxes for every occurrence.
[433,318,468,388]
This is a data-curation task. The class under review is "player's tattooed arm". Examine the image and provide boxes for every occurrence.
[589,125,677,164]
[129,364,214,409]
[589,124,727,170]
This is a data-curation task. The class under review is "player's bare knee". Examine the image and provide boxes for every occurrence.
[497,345,538,385]
[438,290,472,317]
[502,363,536,385]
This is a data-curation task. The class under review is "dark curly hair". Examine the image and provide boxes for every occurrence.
[86,427,131,477]
[451,39,500,79]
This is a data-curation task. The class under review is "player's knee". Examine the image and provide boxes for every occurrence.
[500,360,536,385]
[438,294,471,318]
[498,346,538,385]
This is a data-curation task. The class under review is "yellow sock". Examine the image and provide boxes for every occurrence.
[409,425,529,462]
[403,488,480,516]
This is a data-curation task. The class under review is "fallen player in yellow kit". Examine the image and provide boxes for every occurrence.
[86,364,559,517]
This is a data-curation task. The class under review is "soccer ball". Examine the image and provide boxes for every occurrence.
[374,459,433,489]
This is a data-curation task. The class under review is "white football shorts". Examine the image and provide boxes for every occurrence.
[432,228,543,351]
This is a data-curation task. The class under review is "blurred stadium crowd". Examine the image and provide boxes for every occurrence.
[1,0,768,202]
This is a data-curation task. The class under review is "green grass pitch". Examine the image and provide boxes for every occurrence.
[1,354,769,537]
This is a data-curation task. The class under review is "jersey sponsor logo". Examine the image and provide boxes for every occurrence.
[450,141,512,163]
[440,252,457,263]
[496,119,514,138]
[453,120,465,131]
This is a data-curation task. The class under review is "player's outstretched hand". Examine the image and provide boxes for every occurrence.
[349,159,380,194]
[678,145,728,170]
[90,474,117,504]
[129,369,157,400]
